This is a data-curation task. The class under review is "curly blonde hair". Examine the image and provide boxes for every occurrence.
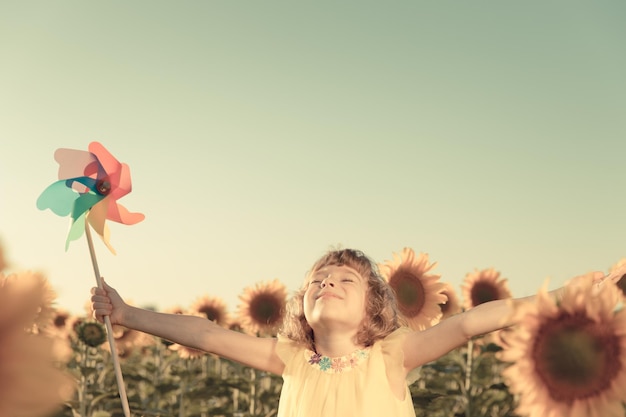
[280,248,401,350]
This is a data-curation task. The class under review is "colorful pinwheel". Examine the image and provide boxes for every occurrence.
[37,141,142,417]
[37,141,144,253]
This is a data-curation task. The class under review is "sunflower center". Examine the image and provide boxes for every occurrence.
[199,306,222,323]
[78,322,107,347]
[390,270,426,317]
[532,313,621,403]
[54,314,68,328]
[439,292,451,315]
[470,282,500,307]
[249,294,282,326]
[439,301,449,315]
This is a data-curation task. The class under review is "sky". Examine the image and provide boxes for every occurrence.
[1,1,625,317]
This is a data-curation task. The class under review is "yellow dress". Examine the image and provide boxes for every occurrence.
[275,327,416,417]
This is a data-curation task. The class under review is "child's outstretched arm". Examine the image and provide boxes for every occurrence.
[401,271,616,373]
[90,279,285,375]
[401,295,526,371]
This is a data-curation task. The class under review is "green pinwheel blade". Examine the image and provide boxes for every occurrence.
[71,192,103,223]
[36,180,79,216]
[37,176,105,251]
[64,193,104,251]
[37,176,100,217]
[66,212,87,251]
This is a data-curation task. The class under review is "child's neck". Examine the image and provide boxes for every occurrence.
[313,330,363,357]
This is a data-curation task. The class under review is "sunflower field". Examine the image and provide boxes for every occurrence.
[2,245,625,417]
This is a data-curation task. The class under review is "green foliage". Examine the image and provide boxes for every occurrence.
[410,337,520,417]
[57,330,524,417]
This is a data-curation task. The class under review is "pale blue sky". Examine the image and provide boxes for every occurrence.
[1,2,624,316]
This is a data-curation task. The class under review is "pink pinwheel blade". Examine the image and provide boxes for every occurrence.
[107,202,145,225]
[89,142,121,178]
[54,148,98,180]
[89,142,134,200]
[117,163,133,194]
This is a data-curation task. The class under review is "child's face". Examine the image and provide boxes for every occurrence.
[303,264,368,333]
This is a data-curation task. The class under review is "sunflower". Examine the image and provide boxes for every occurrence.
[378,248,447,330]
[607,258,626,299]
[190,294,231,327]
[229,319,244,333]
[44,309,74,362]
[461,267,512,310]
[169,342,205,359]
[1,274,35,331]
[51,308,72,333]
[47,308,72,340]
[439,282,462,319]
[499,274,626,417]
[237,279,288,336]
[0,273,75,417]
[106,323,154,358]
[2,270,58,331]
[68,315,87,338]
[164,305,185,315]
[30,271,58,330]
[77,321,107,347]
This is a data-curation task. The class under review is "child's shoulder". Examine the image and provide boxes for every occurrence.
[275,333,308,363]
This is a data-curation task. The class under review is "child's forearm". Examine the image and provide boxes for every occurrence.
[460,288,561,338]
[122,306,215,350]
[121,305,284,374]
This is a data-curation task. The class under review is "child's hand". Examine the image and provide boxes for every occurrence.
[90,278,127,326]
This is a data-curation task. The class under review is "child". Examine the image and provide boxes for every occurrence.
[90,248,612,417]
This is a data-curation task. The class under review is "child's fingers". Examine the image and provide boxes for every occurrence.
[91,299,112,321]
[89,277,124,324]
[90,278,116,297]
[90,286,105,296]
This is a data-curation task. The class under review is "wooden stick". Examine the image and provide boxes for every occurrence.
[84,219,131,417]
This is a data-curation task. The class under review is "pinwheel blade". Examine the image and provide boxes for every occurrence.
[89,141,121,177]
[112,163,133,198]
[66,212,87,250]
[72,193,104,223]
[107,202,145,225]
[54,148,98,179]
[36,180,79,216]
[87,198,117,253]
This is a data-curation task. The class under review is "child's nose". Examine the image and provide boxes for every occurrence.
[321,278,335,288]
